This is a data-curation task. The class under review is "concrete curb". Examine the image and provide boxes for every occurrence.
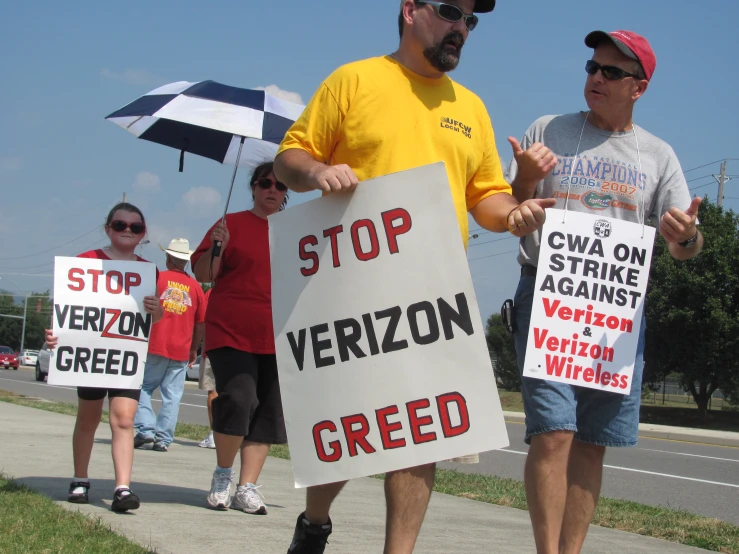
[636,424,739,448]
[503,411,739,448]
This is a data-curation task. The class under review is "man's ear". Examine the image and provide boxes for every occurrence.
[633,79,649,101]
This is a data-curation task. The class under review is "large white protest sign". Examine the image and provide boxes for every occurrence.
[270,163,509,488]
[48,256,156,389]
[522,209,654,395]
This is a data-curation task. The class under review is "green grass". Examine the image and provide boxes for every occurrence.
[0,474,153,554]
[2,389,739,553]
[498,390,739,433]
[430,470,739,553]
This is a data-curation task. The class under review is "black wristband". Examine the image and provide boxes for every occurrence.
[678,229,699,248]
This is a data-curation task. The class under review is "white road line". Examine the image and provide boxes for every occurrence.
[0,377,75,391]
[149,398,205,409]
[499,449,739,489]
[637,447,739,464]
[0,378,206,409]
[182,391,208,398]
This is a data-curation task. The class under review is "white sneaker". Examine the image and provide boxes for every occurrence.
[232,483,267,515]
[199,431,216,449]
[207,470,234,509]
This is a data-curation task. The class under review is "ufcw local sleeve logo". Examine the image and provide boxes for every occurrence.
[161,281,192,315]
[440,117,472,139]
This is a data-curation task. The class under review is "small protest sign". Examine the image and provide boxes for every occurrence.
[522,209,654,394]
[48,257,156,389]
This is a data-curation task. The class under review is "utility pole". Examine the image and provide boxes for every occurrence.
[712,161,732,208]
[20,294,27,353]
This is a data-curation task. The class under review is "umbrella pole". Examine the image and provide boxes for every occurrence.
[212,135,245,257]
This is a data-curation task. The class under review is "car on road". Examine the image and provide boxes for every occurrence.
[20,349,39,366]
[36,344,51,381]
[0,346,19,370]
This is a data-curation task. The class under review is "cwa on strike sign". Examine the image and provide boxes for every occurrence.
[522,209,654,395]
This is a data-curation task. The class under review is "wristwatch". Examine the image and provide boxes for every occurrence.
[678,229,699,248]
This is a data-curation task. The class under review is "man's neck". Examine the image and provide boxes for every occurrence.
[586,109,634,132]
[391,46,444,80]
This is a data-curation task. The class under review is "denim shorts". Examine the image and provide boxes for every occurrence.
[512,274,644,447]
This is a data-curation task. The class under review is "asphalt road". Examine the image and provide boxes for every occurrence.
[2,367,738,525]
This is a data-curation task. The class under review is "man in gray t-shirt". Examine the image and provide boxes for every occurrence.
[506,30,703,553]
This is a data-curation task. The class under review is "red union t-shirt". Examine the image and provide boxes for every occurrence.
[191,210,274,354]
[147,269,207,361]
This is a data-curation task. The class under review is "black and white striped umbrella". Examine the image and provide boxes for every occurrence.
[106,80,304,172]
[106,80,304,256]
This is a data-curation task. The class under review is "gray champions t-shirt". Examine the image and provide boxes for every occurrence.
[508,112,692,267]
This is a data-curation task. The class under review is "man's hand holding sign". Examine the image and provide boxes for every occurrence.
[276,149,557,239]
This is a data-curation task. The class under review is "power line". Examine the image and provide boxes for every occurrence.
[0,225,101,261]
[682,159,739,174]
[2,237,107,271]
[686,174,714,183]
[0,273,53,277]
[468,235,518,248]
[468,249,518,262]
[689,182,717,192]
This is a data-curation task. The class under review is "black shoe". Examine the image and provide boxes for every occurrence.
[133,434,153,449]
[111,488,140,513]
[287,512,332,553]
[67,481,90,504]
[152,442,168,452]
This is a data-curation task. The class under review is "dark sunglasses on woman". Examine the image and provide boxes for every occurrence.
[256,178,288,192]
[109,220,146,234]
[415,1,479,31]
[585,59,642,81]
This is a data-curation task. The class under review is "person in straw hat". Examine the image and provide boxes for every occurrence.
[133,238,207,452]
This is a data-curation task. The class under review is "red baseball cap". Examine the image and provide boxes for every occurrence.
[585,30,656,81]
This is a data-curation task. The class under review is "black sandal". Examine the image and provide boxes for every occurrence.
[68,481,90,504]
[111,488,140,513]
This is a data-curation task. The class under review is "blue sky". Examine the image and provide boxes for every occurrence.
[1,0,738,322]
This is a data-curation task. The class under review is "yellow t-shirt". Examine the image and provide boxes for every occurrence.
[277,55,511,247]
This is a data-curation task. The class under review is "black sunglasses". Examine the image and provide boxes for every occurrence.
[585,59,641,81]
[255,178,288,192]
[109,220,146,234]
[415,1,479,31]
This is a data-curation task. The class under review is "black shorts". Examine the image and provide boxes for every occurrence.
[77,387,141,402]
[208,347,287,444]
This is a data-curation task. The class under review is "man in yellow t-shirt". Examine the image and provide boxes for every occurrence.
[276,1,557,552]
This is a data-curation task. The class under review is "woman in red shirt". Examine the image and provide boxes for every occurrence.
[46,202,163,512]
[192,161,288,515]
